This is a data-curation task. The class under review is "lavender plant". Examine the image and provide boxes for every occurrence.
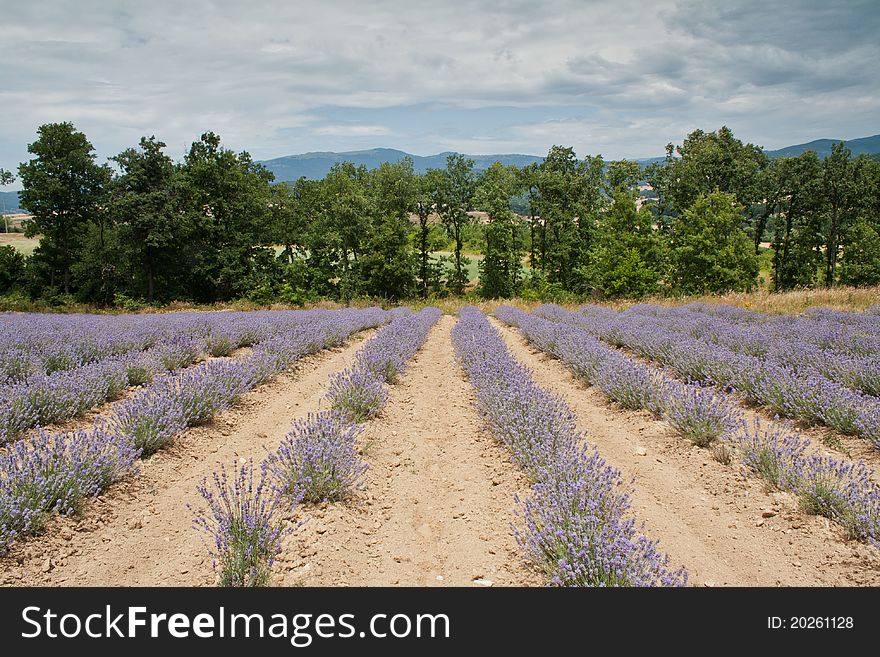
[517,448,687,587]
[596,359,666,416]
[206,334,233,357]
[124,356,157,387]
[663,382,743,446]
[0,423,139,553]
[191,460,288,587]
[111,391,187,456]
[1,308,391,555]
[531,303,880,448]
[501,304,880,551]
[733,418,880,548]
[454,307,686,587]
[327,367,388,423]
[158,335,201,371]
[267,412,367,503]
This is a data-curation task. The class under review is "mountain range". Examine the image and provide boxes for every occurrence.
[763,134,880,159]
[2,134,877,212]
[257,134,880,182]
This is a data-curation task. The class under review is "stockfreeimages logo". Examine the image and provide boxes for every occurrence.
[21,606,451,647]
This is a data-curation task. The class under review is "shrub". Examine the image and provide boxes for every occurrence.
[192,460,288,587]
[327,367,387,423]
[663,382,742,446]
[267,412,367,504]
[112,391,186,456]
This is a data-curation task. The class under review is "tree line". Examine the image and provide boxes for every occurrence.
[0,122,878,307]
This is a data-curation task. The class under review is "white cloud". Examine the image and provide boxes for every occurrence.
[0,0,877,183]
[313,124,392,137]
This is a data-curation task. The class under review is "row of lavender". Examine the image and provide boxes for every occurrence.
[607,303,880,397]
[0,308,390,555]
[191,308,442,586]
[0,310,332,446]
[682,302,880,347]
[538,304,880,447]
[0,310,315,382]
[454,307,687,586]
[496,306,880,549]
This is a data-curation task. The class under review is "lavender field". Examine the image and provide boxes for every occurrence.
[1,303,879,587]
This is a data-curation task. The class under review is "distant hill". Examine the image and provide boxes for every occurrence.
[765,134,880,159]
[0,191,21,213]
[258,148,544,181]
[257,136,880,182]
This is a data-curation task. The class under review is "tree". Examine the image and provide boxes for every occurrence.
[0,169,13,233]
[669,191,758,295]
[821,143,869,286]
[18,122,111,294]
[839,156,880,286]
[357,159,417,300]
[605,159,642,195]
[586,186,666,298]
[766,152,824,290]
[110,136,181,302]
[414,169,444,297]
[474,161,523,298]
[517,163,542,268]
[320,161,373,299]
[179,132,274,301]
[840,216,880,286]
[436,154,476,294]
[0,245,25,293]
[648,126,768,251]
[533,146,604,290]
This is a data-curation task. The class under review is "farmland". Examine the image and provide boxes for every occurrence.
[1,301,879,587]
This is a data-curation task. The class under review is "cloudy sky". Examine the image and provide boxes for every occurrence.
[1,0,878,186]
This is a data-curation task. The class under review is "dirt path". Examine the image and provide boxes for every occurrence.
[491,317,880,587]
[0,331,376,586]
[280,315,542,587]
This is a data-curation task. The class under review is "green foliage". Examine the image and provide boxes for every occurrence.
[766,151,824,290]
[356,160,417,300]
[180,132,275,302]
[113,292,146,312]
[435,154,476,294]
[358,212,416,300]
[669,191,759,295]
[582,188,665,298]
[110,136,182,303]
[11,121,876,306]
[18,122,112,295]
[0,245,26,293]
[840,216,880,286]
[820,144,873,285]
[529,146,605,289]
[475,162,524,298]
[605,159,642,194]
[518,269,580,303]
[650,126,768,215]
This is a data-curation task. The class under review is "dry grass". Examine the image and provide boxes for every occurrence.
[4,284,878,316]
[175,286,880,316]
[605,286,880,315]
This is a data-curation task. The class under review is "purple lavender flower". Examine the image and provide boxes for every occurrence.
[111,390,187,456]
[267,411,367,504]
[191,459,289,587]
[663,382,743,446]
[454,306,686,587]
[0,422,139,553]
[327,367,388,423]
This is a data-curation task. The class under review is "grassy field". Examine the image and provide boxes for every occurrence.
[0,233,40,256]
